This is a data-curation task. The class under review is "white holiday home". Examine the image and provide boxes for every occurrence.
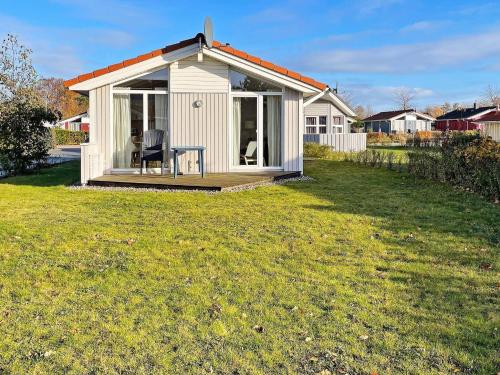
[65,31,330,185]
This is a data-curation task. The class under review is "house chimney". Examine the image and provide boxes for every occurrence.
[473,102,477,109]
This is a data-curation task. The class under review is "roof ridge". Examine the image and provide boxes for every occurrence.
[64,35,327,91]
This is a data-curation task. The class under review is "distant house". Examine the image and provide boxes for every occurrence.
[363,109,434,134]
[435,104,496,131]
[57,112,90,133]
[475,107,500,141]
[303,90,356,134]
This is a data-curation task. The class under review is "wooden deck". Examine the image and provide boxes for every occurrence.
[87,171,301,191]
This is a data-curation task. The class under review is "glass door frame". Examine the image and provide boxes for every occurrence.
[110,71,168,174]
[229,90,284,171]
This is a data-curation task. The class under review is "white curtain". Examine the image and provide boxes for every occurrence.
[113,94,132,168]
[266,96,281,166]
[154,94,168,133]
[233,98,241,166]
[155,94,168,150]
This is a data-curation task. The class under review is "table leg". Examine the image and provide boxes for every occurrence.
[173,150,178,178]
[201,150,205,178]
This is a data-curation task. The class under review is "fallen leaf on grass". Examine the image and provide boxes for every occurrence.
[359,335,369,341]
[253,325,264,333]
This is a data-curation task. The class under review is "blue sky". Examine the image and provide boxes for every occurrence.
[1,0,499,111]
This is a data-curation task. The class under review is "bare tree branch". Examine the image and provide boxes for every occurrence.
[392,88,415,110]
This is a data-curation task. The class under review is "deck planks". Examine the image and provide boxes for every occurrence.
[87,171,300,191]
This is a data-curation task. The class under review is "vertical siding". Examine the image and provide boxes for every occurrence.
[483,123,500,141]
[283,88,301,172]
[170,93,228,173]
[170,55,229,93]
[87,85,111,177]
[305,100,347,134]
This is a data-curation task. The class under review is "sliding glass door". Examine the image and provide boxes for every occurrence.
[232,95,282,169]
[112,68,168,170]
[230,68,283,169]
[233,97,258,167]
[263,95,282,167]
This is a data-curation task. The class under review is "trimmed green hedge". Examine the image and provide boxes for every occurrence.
[52,128,87,145]
[408,133,499,201]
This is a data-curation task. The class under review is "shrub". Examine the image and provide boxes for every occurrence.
[367,132,391,145]
[303,142,353,161]
[408,133,499,201]
[0,100,57,175]
[387,152,395,170]
[52,128,87,145]
[389,133,407,145]
[304,142,332,159]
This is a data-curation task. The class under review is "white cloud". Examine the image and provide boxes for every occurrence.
[48,0,158,26]
[358,0,403,15]
[345,83,435,110]
[0,14,135,77]
[400,20,450,33]
[294,29,500,74]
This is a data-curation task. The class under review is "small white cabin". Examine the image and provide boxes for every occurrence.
[65,32,331,184]
[364,109,435,134]
[303,91,356,134]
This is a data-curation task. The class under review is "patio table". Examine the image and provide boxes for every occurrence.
[171,146,206,178]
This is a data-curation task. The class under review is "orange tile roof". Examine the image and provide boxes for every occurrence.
[64,36,327,91]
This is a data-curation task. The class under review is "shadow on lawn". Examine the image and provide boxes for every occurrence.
[0,160,80,187]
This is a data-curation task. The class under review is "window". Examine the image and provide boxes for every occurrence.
[115,68,168,90]
[306,116,327,134]
[112,69,168,169]
[332,116,344,134]
[230,69,281,92]
[319,116,327,134]
[306,116,317,134]
[332,116,343,125]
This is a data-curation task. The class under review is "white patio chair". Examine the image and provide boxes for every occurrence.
[242,141,257,165]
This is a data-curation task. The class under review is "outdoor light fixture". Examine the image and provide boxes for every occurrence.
[194,100,203,108]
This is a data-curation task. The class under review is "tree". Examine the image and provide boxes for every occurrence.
[0,34,38,104]
[392,88,415,110]
[424,105,445,118]
[37,77,88,118]
[0,99,56,174]
[0,34,57,175]
[482,84,500,106]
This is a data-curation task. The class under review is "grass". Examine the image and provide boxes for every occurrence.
[0,160,498,374]
[367,145,411,157]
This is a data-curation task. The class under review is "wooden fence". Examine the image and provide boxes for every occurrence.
[304,133,367,152]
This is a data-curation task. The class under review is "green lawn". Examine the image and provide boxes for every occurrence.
[0,160,498,374]
[367,145,411,158]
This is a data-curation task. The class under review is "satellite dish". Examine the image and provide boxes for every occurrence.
[204,16,213,48]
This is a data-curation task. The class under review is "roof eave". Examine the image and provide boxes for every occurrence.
[66,42,199,91]
[203,46,323,94]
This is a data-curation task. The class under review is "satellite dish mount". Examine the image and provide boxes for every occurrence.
[204,16,213,48]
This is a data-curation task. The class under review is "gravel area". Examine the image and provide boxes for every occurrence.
[68,175,314,194]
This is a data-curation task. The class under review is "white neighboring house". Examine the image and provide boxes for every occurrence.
[56,112,90,133]
[364,109,435,134]
[476,107,500,141]
[303,90,356,134]
[64,30,331,184]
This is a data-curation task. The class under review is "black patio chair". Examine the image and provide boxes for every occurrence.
[140,129,165,175]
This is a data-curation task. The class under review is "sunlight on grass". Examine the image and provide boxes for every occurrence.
[0,160,498,373]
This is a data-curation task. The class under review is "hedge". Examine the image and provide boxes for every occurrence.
[408,133,499,202]
[52,128,87,145]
